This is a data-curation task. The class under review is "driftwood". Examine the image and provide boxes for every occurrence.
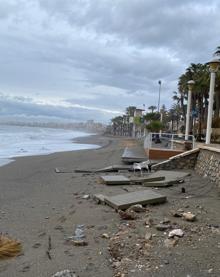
[46,235,52,260]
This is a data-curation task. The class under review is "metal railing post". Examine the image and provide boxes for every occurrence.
[171,134,174,150]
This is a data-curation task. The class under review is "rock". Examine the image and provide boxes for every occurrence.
[112,261,121,268]
[164,238,178,248]
[160,218,170,224]
[128,204,145,213]
[71,240,88,246]
[118,210,138,220]
[145,217,154,227]
[145,232,152,241]
[32,242,41,248]
[190,227,198,233]
[170,210,182,217]
[182,212,196,222]
[101,233,110,239]
[93,194,105,204]
[168,229,184,238]
[156,224,171,231]
[51,269,77,277]
[82,194,90,200]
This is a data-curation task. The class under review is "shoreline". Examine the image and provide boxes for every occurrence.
[0,133,103,168]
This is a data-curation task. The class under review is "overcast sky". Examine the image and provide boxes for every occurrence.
[0,0,220,123]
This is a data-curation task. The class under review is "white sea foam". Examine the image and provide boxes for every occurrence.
[0,125,98,166]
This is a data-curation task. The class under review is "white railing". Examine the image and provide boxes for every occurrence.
[144,132,195,151]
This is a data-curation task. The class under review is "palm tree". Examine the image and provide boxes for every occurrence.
[177,63,210,139]
[148,105,157,113]
[214,46,220,56]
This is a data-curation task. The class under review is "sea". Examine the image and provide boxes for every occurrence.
[0,125,99,167]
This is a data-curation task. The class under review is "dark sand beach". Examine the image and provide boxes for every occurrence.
[0,135,219,277]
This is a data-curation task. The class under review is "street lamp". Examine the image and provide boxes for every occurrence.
[157,80,162,113]
[206,58,220,144]
[185,80,195,140]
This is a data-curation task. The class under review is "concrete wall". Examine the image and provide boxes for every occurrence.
[152,146,220,186]
[195,146,220,185]
[152,149,199,170]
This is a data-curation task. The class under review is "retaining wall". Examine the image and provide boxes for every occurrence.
[152,148,199,170]
[152,146,220,186]
[195,146,220,185]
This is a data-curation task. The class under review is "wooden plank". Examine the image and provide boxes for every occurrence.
[104,189,166,210]
[100,175,131,185]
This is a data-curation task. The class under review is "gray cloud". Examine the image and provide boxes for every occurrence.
[0,0,219,123]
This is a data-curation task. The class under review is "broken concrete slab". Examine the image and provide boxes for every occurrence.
[142,179,182,187]
[93,194,106,204]
[104,189,166,210]
[122,147,147,163]
[148,170,190,181]
[141,170,190,187]
[96,165,133,172]
[130,176,165,184]
[100,175,131,185]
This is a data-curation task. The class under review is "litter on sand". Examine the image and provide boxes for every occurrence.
[0,235,22,260]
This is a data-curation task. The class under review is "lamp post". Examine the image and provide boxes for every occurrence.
[157,80,162,113]
[206,58,220,144]
[185,80,195,140]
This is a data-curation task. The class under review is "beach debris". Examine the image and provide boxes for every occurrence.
[156,224,171,231]
[118,210,138,220]
[82,194,90,200]
[160,218,170,224]
[122,146,147,163]
[19,262,31,272]
[74,225,85,239]
[128,204,146,213]
[145,232,152,241]
[71,240,88,246]
[104,189,166,210]
[182,212,196,222]
[66,225,88,246]
[100,175,130,185]
[170,210,183,217]
[51,269,77,277]
[101,233,110,239]
[131,176,165,185]
[0,235,22,260]
[164,238,178,248]
[46,235,52,260]
[32,242,41,248]
[145,217,154,227]
[141,170,190,187]
[168,229,184,238]
[55,168,76,174]
[93,194,106,204]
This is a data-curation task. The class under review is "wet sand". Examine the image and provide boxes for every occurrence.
[0,135,219,277]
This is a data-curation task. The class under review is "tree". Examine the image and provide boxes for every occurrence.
[146,120,164,132]
[177,63,210,139]
[126,106,136,117]
[214,46,220,56]
[148,105,157,113]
